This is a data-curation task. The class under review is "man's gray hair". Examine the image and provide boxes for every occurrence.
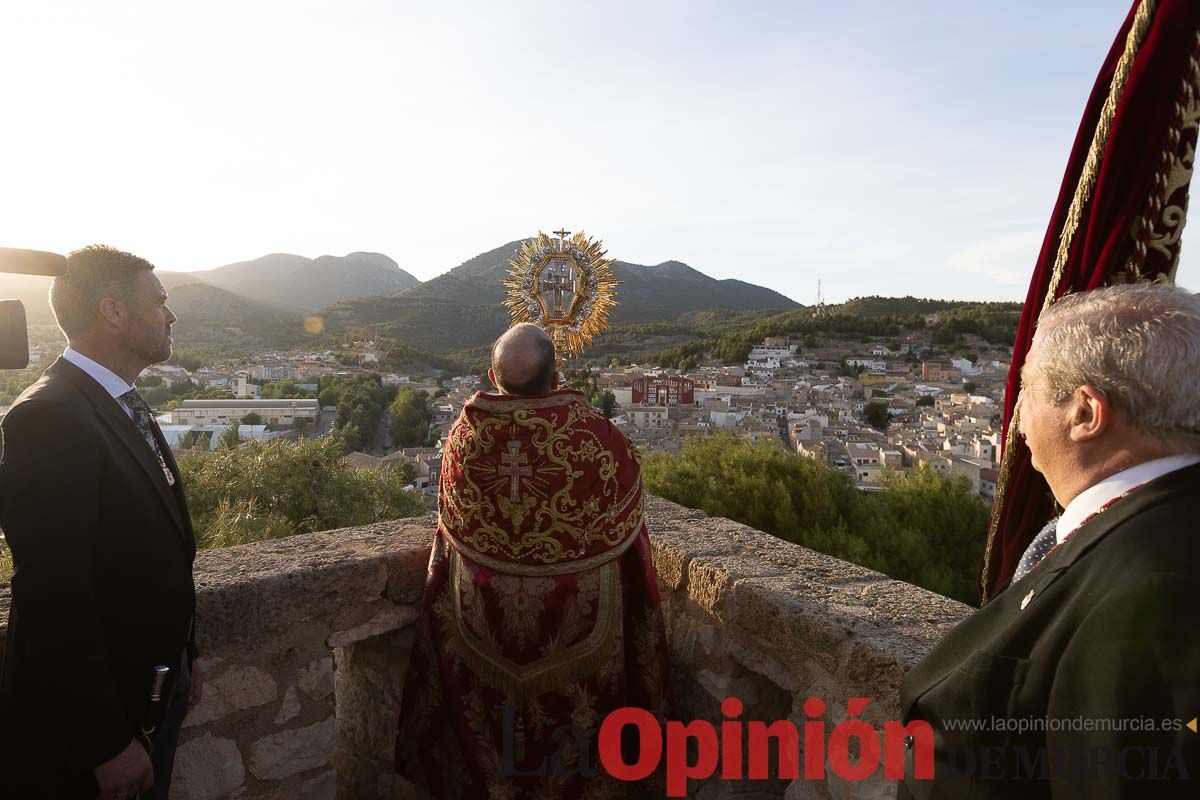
[1034,282,1200,447]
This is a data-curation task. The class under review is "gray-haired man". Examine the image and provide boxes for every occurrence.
[899,283,1200,799]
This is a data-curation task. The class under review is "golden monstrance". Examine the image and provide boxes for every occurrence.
[502,229,618,364]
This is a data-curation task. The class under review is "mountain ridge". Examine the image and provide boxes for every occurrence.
[163,251,421,312]
[3,240,799,353]
[395,238,799,322]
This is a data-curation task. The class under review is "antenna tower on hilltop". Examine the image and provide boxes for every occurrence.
[815,279,826,317]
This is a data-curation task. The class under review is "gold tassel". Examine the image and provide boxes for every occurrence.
[514,709,526,762]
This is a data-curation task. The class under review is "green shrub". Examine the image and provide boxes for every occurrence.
[644,434,985,605]
[178,433,427,549]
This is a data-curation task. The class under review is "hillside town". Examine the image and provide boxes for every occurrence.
[0,316,1012,504]
[601,328,1007,501]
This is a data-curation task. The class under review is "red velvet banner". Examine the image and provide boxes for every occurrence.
[981,0,1200,601]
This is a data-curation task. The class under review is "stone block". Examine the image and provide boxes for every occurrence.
[334,660,399,761]
[185,665,278,727]
[385,542,435,603]
[299,769,337,799]
[195,656,224,674]
[172,733,246,800]
[275,684,301,725]
[248,717,336,780]
[378,771,436,799]
[299,656,335,701]
[785,778,834,800]
[327,604,418,648]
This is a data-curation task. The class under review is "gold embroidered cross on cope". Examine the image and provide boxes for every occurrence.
[497,439,532,502]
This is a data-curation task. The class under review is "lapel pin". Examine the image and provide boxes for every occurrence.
[1021,589,1035,610]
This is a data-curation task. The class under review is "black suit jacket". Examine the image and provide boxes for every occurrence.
[0,357,198,774]
[899,463,1200,799]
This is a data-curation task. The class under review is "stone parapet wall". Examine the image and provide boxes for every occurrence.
[0,498,971,799]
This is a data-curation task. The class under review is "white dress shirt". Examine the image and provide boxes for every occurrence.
[1056,453,1200,544]
[62,347,135,420]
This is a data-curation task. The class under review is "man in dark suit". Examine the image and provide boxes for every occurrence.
[899,282,1200,798]
[0,245,202,799]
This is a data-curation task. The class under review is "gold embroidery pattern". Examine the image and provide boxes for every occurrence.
[444,515,643,576]
[441,392,644,569]
[490,572,558,649]
[448,549,620,702]
[467,392,590,414]
[1126,30,1200,282]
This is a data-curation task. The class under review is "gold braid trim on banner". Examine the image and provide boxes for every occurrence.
[981,0,1158,603]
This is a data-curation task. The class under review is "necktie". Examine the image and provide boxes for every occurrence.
[1011,517,1059,584]
[119,389,176,486]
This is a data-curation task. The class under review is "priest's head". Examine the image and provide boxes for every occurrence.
[489,323,559,396]
[1017,282,1200,508]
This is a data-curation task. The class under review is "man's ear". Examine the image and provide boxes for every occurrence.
[487,368,498,390]
[1068,385,1110,442]
[97,297,125,328]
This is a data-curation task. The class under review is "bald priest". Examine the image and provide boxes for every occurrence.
[395,324,671,799]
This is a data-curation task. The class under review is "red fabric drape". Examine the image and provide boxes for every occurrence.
[981,0,1200,601]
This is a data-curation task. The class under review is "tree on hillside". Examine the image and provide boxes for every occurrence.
[324,374,392,453]
[917,395,935,407]
[864,401,891,430]
[177,430,199,451]
[390,388,431,448]
[218,420,241,450]
[339,421,364,452]
[172,351,204,372]
[260,381,314,399]
[241,412,263,426]
[598,390,617,419]
[963,381,977,394]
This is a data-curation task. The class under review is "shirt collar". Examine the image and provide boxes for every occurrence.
[1056,453,1200,544]
[62,347,135,401]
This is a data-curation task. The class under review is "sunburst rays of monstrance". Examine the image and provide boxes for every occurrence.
[502,230,619,366]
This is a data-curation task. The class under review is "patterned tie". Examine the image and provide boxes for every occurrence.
[120,389,175,486]
[120,389,161,454]
[1011,516,1060,584]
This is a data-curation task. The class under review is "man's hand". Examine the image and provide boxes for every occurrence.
[187,659,203,713]
[94,738,153,800]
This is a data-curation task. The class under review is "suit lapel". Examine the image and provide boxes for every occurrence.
[902,463,1200,720]
[49,359,187,538]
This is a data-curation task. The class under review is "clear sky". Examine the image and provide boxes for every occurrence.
[0,0,1191,303]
